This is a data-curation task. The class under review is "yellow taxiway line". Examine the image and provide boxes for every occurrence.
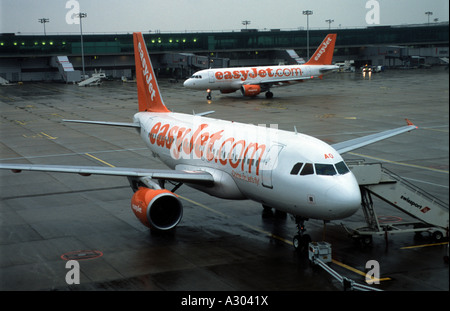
[84,153,116,167]
[400,241,448,250]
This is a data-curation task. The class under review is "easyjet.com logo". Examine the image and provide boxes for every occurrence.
[137,42,156,101]
[314,37,332,61]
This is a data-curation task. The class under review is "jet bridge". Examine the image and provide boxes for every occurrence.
[345,161,449,245]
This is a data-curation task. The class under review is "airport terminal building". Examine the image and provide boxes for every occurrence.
[0,22,448,83]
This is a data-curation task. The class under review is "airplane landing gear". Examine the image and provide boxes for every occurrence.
[265,91,273,99]
[206,89,212,100]
[293,216,311,252]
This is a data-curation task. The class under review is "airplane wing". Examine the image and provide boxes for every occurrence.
[331,119,418,154]
[244,77,309,87]
[0,163,214,186]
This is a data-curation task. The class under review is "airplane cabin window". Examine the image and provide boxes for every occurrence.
[300,163,314,175]
[335,161,350,174]
[315,164,337,176]
[290,162,304,175]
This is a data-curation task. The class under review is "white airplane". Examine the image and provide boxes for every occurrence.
[183,34,339,100]
[0,32,418,250]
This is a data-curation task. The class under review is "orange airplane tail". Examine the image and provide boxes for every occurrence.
[305,34,337,65]
[133,32,170,113]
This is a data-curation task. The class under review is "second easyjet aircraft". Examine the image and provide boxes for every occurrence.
[183,34,338,99]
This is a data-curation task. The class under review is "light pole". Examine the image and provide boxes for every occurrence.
[242,20,251,30]
[425,11,433,25]
[325,19,334,30]
[38,18,49,36]
[303,10,313,60]
[76,12,87,79]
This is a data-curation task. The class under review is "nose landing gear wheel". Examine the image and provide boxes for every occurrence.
[293,216,311,252]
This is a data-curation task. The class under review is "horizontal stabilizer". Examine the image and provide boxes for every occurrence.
[63,119,141,128]
[194,111,215,116]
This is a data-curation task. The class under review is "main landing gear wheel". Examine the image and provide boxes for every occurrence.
[265,91,273,99]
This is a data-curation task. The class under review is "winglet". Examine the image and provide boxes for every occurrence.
[305,34,337,65]
[133,32,170,113]
[406,118,418,129]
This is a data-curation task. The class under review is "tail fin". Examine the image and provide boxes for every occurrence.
[305,34,337,65]
[133,32,170,112]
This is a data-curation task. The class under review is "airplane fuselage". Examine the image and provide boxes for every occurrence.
[134,111,361,220]
[183,64,339,93]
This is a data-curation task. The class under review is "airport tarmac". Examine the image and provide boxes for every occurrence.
[0,68,448,294]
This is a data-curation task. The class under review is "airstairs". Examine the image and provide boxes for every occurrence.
[345,161,449,245]
[54,56,81,83]
[0,76,11,85]
[285,49,306,64]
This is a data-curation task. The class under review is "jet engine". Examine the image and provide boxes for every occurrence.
[131,187,183,231]
[240,85,261,97]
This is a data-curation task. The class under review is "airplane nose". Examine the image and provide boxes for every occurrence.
[183,79,192,87]
[324,178,361,219]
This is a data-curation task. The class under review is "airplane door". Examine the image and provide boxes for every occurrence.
[208,71,215,83]
[261,144,284,188]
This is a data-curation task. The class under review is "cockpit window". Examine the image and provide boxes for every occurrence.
[335,161,350,174]
[190,75,202,79]
[290,162,304,175]
[300,163,314,175]
[291,161,349,176]
[315,164,337,176]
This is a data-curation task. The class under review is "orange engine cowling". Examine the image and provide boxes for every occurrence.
[131,187,183,231]
[240,85,261,97]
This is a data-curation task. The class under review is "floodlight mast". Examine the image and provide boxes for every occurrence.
[303,10,313,60]
[38,18,49,36]
[242,20,251,30]
[425,11,433,25]
[325,19,334,30]
[76,13,87,79]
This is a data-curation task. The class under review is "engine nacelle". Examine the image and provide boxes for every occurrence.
[240,85,261,97]
[131,187,183,231]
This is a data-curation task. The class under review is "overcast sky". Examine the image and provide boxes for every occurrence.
[1,0,449,34]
